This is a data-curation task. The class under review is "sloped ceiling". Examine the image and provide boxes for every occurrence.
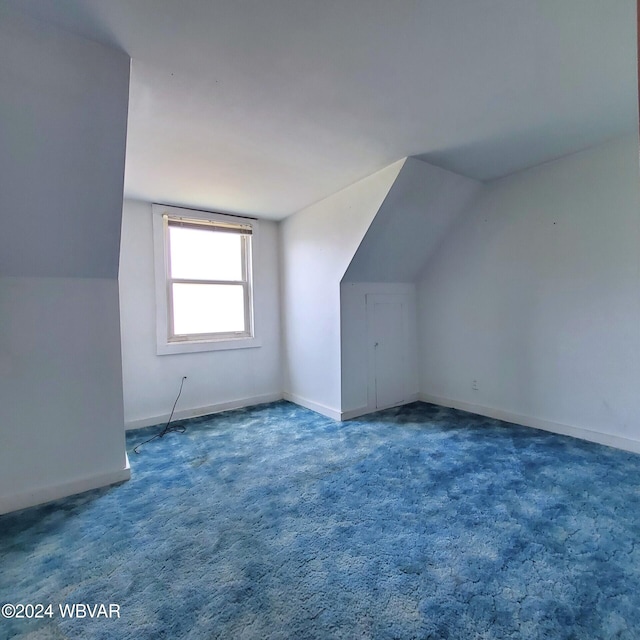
[3,0,637,219]
[343,158,481,283]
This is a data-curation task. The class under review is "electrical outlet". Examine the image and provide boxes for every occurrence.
[472,379,479,391]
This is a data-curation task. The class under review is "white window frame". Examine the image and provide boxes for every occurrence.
[152,204,261,355]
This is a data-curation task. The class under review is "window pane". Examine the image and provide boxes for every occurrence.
[169,226,243,281]
[172,283,245,335]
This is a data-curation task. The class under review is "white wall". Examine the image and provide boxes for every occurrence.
[119,199,282,428]
[341,282,419,416]
[280,161,404,417]
[418,135,640,450]
[0,9,128,279]
[0,10,130,513]
[0,279,129,511]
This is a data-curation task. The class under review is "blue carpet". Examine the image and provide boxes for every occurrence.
[2,401,640,639]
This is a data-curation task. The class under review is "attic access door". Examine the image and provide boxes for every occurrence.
[366,294,409,409]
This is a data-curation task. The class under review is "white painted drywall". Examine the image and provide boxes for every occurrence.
[280,161,405,416]
[344,157,481,282]
[418,135,640,444]
[0,8,129,279]
[341,283,419,416]
[0,12,130,513]
[119,199,282,428]
[0,278,128,511]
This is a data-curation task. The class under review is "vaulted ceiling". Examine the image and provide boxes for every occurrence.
[4,0,637,219]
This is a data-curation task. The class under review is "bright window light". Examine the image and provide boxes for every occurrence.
[169,227,242,281]
[172,283,245,335]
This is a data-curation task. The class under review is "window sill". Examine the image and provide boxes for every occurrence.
[157,336,262,355]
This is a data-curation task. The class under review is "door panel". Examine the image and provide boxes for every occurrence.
[367,296,407,409]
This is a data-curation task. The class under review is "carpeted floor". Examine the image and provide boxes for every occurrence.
[2,401,640,639]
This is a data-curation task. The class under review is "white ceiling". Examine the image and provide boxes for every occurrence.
[4,0,638,219]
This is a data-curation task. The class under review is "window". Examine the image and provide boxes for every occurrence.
[153,205,260,354]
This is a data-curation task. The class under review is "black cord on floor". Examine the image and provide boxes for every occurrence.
[133,376,187,454]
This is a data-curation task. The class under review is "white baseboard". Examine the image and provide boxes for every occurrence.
[420,393,640,455]
[341,394,420,420]
[125,392,284,431]
[340,406,370,420]
[0,455,131,515]
[282,392,342,420]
